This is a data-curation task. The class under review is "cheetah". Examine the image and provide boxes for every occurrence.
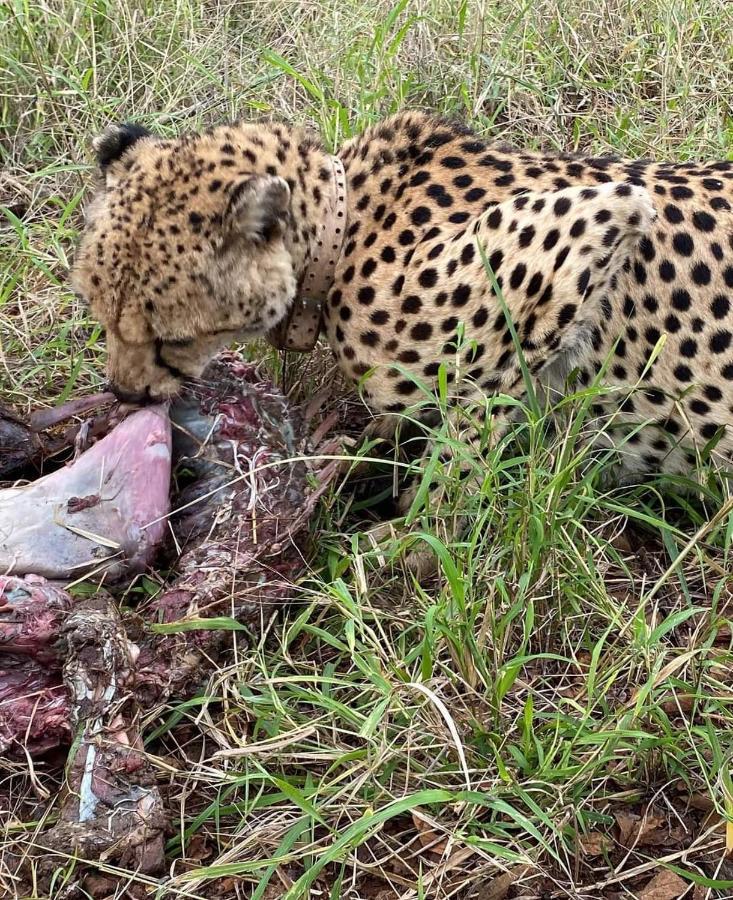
[72,111,733,555]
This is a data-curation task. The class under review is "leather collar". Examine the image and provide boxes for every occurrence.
[267,155,347,352]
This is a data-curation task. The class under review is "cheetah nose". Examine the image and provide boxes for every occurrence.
[107,383,152,406]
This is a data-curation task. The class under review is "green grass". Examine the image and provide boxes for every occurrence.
[3,0,733,897]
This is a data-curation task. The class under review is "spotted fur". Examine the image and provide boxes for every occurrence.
[73,111,733,485]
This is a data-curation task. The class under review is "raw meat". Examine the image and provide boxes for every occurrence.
[0,573,71,661]
[1,353,342,886]
[0,575,73,754]
[0,352,341,753]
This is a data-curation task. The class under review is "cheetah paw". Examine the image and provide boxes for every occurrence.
[360,519,440,583]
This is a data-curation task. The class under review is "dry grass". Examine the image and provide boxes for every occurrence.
[3,1,733,898]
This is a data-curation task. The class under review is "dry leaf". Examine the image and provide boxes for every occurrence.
[208,877,239,898]
[638,869,689,899]
[611,531,633,553]
[185,833,212,863]
[579,831,613,856]
[81,874,117,898]
[653,649,699,688]
[661,694,696,715]
[682,792,715,812]
[479,871,515,900]
[412,810,449,855]
[481,865,531,900]
[615,810,642,845]
[614,809,678,847]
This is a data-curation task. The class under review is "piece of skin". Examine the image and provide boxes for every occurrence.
[0,406,171,580]
[0,406,44,479]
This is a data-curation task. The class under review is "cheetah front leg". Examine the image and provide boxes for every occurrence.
[401,409,493,579]
[368,398,506,579]
[369,181,658,580]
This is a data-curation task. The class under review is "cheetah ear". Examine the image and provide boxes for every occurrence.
[92,123,152,171]
[225,175,291,244]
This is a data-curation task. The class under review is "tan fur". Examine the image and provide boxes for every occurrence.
[72,123,323,401]
[73,111,733,481]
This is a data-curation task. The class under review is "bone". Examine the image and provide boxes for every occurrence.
[38,595,166,877]
[28,392,117,432]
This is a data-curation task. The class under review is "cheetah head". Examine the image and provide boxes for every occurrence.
[71,123,297,403]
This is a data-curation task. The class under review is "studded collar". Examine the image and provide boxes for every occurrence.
[267,155,347,352]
